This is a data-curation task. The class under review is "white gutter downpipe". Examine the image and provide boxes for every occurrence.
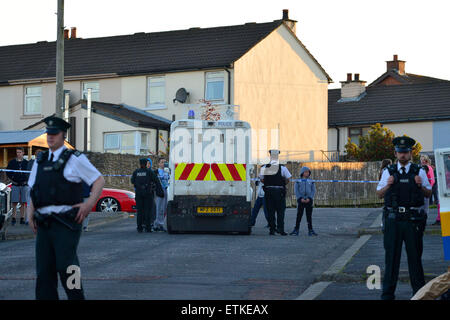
[87,88,92,152]
[64,93,69,122]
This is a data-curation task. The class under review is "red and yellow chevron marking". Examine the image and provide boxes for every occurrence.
[175,163,246,181]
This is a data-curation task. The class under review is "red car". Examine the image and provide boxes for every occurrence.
[93,188,136,213]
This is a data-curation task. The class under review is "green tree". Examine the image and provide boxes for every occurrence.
[344,123,422,162]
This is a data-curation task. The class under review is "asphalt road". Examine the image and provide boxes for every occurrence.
[0,208,379,300]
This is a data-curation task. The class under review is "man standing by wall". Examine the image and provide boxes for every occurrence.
[131,158,164,233]
[7,147,29,226]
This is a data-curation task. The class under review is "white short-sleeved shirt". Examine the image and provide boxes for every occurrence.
[259,161,292,181]
[377,162,432,191]
[28,145,102,214]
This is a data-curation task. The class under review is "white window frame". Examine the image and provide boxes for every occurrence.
[104,133,120,151]
[24,86,42,115]
[205,71,225,103]
[82,82,100,101]
[103,131,152,155]
[146,76,166,110]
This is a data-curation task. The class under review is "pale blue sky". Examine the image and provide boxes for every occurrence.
[1,0,449,88]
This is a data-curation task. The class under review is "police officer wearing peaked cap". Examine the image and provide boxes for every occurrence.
[376,136,432,300]
[27,116,105,300]
[131,158,164,233]
[260,149,292,235]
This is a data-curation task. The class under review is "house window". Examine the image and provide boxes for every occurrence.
[104,133,120,153]
[140,132,150,155]
[24,87,42,115]
[348,127,370,146]
[104,131,151,155]
[146,76,165,109]
[205,72,225,102]
[82,82,100,101]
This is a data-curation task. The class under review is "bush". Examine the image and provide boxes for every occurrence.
[344,123,422,162]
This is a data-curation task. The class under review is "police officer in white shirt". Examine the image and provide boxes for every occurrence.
[260,150,292,235]
[376,136,432,300]
[27,116,105,300]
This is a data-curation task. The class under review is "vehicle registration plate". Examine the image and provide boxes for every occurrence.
[197,207,223,214]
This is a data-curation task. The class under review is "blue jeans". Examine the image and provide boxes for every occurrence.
[249,197,269,226]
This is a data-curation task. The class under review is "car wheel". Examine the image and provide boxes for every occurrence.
[97,197,121,213]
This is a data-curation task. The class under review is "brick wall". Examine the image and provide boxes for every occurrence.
[85,152,164,192]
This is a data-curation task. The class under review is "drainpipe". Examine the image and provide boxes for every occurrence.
[64,93,69,123]
[334,126,340,160]
[87,88,92,152]
[224,68,231,105]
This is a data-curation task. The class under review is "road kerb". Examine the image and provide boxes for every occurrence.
[294,212,382,300]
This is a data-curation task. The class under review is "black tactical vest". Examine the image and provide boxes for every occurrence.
[384,163,424,208]
[263,164,284,187]
[31,149,83,209]
[133,168,151,196]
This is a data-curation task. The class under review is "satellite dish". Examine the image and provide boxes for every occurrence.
[173,88,189,103]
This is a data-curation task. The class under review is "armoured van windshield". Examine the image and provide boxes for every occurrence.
[168,119,251,201]
[434,148,450,261]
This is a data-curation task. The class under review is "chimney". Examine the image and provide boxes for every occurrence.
[281,9,297,34]
[70,27,77,39]
[339,73,366,100]
[64,29,69,39]
[386,54,406,75]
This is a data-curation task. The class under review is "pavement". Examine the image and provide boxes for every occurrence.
[0,207,447,300]
[307,208,449,300]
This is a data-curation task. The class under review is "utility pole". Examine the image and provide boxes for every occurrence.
[55,0,64,118]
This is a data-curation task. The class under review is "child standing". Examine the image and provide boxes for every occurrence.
[290,166,317,236]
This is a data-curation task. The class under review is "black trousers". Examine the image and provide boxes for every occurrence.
[264,188,286,233]
[295,199,313,230]
[135,194,153,230]
[381,215,426,300]
[35,218,84,300]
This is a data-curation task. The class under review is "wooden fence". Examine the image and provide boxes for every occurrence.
[252,161,384,207]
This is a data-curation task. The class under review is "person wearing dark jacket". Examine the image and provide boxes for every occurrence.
[6,147,29,225]
[131,158,164,233]
[25,149,43,225]
[290,166,317,236]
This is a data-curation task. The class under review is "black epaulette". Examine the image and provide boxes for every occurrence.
[387,164,397,175]
[53,149,75,171]
[410,163,420,175]
[73,150,82,157]
[37,150,49,164]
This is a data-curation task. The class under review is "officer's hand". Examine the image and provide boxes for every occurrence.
[305,198,310,203]
[72,202,91,224]
[387,176,395,185]
[28,216,37,234]
[415,175,422,185]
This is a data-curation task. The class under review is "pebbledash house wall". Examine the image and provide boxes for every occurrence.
[0,78,122,132]
[234,24,329,162]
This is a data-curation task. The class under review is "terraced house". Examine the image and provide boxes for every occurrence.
[329,55,450,157]
[0,10,332,162]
